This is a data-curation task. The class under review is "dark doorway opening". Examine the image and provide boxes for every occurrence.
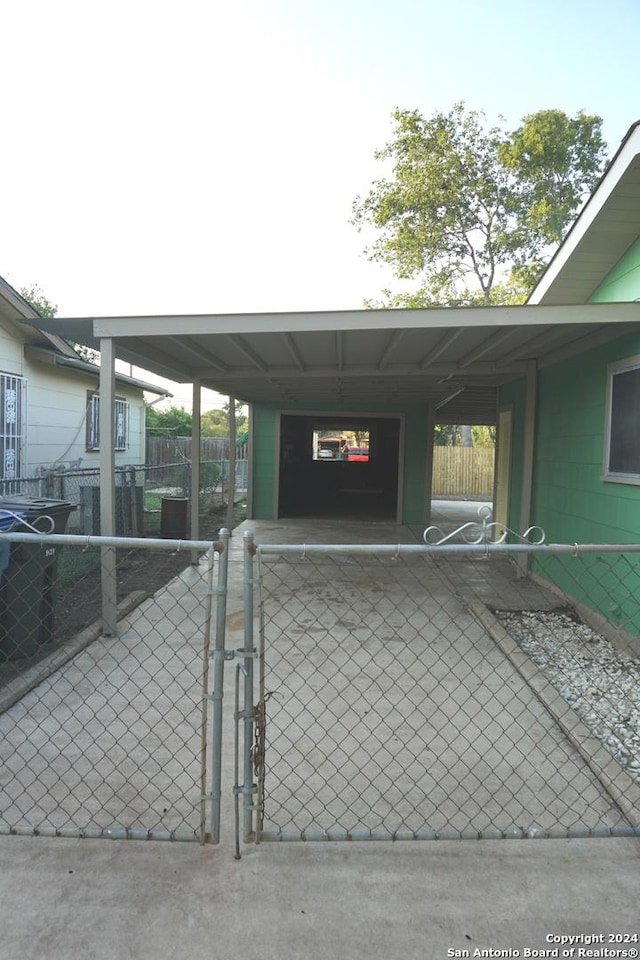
[278,414,400,520]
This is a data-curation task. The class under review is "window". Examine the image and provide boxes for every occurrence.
[0,373,27,480]
[312,428,371,462]
[603,355,640,483]
[86,393,130,451]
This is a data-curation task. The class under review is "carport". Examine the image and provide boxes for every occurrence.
[28,300,640,631]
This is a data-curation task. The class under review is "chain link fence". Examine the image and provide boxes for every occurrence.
[4,524,640,849]
[0,459,248,538]
[245,543,640,843]
[0,530,228,842]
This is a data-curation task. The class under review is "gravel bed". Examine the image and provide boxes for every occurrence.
[494,609,640,784]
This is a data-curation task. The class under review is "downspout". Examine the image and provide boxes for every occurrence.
[99,336,118,636]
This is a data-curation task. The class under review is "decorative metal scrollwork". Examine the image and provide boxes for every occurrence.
[423,504,546,546]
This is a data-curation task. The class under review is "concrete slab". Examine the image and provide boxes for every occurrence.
[1,835,639,960]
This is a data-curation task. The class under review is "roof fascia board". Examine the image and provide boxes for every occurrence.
[529,122,640,305]
[0,280,79,357]
[0,277,41,320]
[46,301,640,339]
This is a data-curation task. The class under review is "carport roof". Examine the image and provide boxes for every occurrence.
[24,301,640,423]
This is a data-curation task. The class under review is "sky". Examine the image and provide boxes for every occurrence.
[2,0,640,408]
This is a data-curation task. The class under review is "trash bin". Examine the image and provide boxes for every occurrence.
[0,497,76,661]
[160,497,189,539]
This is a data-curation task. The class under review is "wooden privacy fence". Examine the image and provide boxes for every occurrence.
[432,446,494,498]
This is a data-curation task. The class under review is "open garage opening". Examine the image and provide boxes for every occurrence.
[277,414,401,520]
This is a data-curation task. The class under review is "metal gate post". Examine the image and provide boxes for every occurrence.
[208,528,229,844]
[242,529,257,842]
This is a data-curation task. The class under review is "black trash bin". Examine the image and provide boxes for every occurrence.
[0,497,76,661]
[160,497,189,539]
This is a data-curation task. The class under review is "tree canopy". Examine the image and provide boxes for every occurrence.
[20,284,58,318]
[146,401,248,439]
[352,104,607,306]
[145,405,193,436]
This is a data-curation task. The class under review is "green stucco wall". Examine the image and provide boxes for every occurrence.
[250,401,429,523]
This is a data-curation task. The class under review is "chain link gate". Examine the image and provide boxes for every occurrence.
[0,528,230,843]
[236,535,640,847]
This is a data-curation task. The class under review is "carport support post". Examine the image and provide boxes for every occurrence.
[190,378,201,555]
[225,394,237,533]
[242,530,256,842]
[99,337,118,637]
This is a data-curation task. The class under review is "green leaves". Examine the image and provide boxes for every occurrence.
[20,283,58,318]
[353,104,607,306]
[498,109,607,249]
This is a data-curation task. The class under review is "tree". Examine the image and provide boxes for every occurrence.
[352,104,607,307]
[20,283,57,318]
[498,109,607,276]
[201,401,248,439]
[145,404,193,435]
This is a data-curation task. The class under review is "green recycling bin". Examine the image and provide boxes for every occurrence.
[0,497,76,661]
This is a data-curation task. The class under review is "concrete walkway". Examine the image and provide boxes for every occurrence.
[1,512,639,959]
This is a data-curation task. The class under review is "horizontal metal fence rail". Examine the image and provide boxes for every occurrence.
[0,530,228,843]
[249,540,640,844]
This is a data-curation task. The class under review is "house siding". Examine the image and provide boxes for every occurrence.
[0,318,25,376]
[250,401,429,522]
[0,307,148,479]
[501,332,640,544]
[500,328,640,638]
[532,329,640,544]
[589,236,640,303]
[24,359,146,473]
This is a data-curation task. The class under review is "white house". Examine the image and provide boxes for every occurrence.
[0,276,169,482]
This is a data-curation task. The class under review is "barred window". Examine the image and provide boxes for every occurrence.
[0,373,27,480]
[86,393,130,451]
[603,355,640,483]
